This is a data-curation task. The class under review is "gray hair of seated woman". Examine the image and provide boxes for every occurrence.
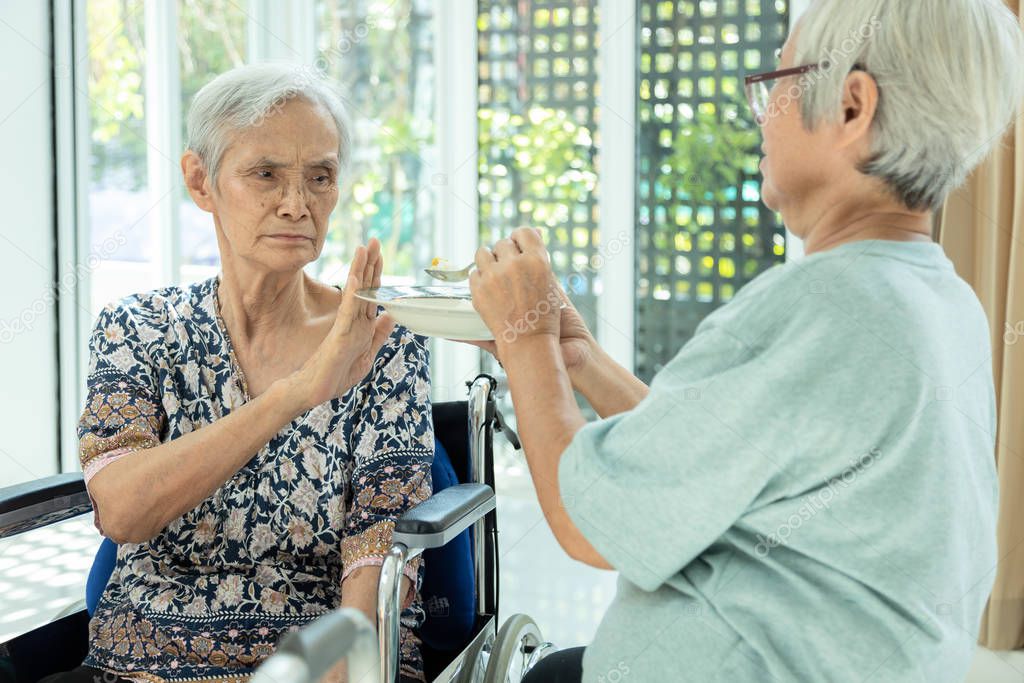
[185,63,352,187]
[794,0,1024,212]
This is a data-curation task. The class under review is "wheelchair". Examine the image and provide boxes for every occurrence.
[0,374,556,683]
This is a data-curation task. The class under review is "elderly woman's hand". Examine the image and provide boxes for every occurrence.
[467,280,597,374]
[470,228,562,349]
[290,238,395,411]
[553,285,598,374]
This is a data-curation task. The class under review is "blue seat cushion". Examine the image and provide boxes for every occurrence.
[86,536,117,616]
[417,438,477,651]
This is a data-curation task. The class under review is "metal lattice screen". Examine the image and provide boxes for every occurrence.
[477,0,789,382]
[635,0,789,381]
[477,0,601,333]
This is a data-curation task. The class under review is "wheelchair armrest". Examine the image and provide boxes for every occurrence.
[0,473,92,539]
[393,483,495,550]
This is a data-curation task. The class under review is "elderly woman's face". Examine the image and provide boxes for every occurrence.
[209,99,340,273]
[757,29,843,219]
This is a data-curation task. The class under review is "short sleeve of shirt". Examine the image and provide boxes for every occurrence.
[78,302,167,532]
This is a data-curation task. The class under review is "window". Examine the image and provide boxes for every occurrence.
[478,1,601,334]
[178,0,249,283]
[66,0,451,469]
[475,0,790,384]
[634,0,789,381]
[311,0,437,286]
[84,1,250,311]
[82,0,438,312]
[85,0,157,312]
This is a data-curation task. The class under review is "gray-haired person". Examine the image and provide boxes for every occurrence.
[467,1,1024,681]
[44,64,433,682]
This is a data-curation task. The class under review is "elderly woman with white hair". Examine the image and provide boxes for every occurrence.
[43,65,432,682]
[468,1,1024,681]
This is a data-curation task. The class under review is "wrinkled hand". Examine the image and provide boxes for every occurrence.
[464,278,596,375]
[291,238,395,410]
[469,228,561,350]
[552,283,596,374]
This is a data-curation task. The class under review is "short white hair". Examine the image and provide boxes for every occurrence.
[795,0,1024,211]
[185,63,352,187]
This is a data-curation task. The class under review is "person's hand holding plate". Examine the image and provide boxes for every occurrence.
[469,227,561,350]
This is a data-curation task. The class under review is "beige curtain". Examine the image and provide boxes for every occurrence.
[938,0,1024,651]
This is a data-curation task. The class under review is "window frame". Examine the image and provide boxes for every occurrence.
[55,0,483,470]
[597,0,638,373]
[55,0,91,473]
[144,0,183,288]
[431,0,481,402]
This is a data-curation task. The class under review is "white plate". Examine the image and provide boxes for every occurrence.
[355,286,493,341]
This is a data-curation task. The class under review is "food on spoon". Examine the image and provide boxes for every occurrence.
[430,257,452,270]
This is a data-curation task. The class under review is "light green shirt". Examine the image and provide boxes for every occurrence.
[560,240,998,682]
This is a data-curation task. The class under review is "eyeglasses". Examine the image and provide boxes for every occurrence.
[745,54,867,125]
[744,63,822,125]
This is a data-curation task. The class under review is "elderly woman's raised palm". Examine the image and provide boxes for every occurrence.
[296,239,395,409]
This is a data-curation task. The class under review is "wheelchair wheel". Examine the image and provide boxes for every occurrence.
[452,622,496,683]
[482,613,549,683]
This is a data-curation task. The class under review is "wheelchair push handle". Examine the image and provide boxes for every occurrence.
[466,371,508,399]
[251,607,380,683]
[467,373,521,452]
[492,405,521,451]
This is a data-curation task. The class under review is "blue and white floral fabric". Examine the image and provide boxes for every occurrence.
[78,276,433,682]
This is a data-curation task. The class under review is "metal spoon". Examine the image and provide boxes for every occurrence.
[424,262,476,282]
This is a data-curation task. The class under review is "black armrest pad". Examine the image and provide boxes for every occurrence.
[0,473,86,514]
[395,483,493,535]
[0,473,91,539]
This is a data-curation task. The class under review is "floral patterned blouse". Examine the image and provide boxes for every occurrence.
[77,276,433,682]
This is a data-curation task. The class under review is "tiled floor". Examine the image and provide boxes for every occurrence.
[0,514,101,642]
[967,649,1024,682]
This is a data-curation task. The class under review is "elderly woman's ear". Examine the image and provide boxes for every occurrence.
[835,71,880,155]
[181,150,215,213]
